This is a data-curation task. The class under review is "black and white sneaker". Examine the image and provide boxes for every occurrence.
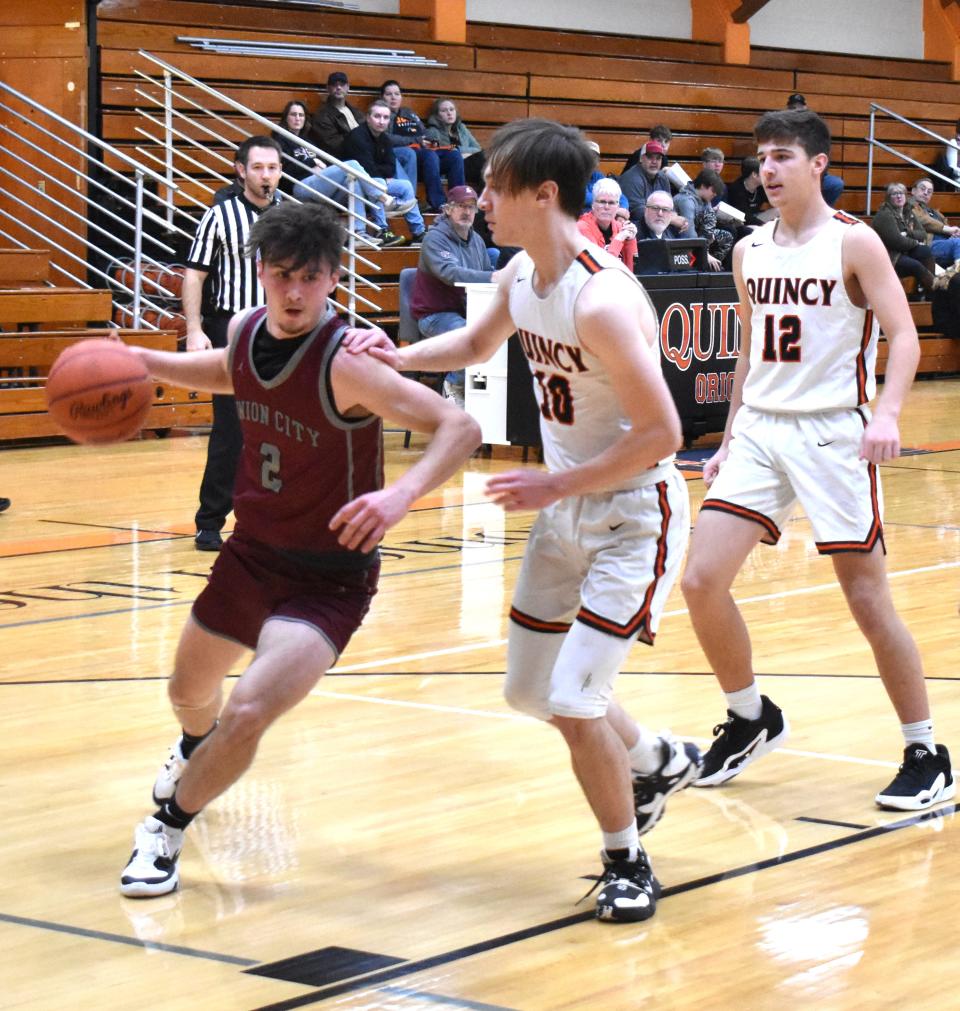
[875,743,955,811]
[593,849,661,923]
[693,695,789,787]
[633,735,702,836]
[120,816,184,898]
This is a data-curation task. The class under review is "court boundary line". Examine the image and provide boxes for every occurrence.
[0,910,257,965]
[248,803,957,1010]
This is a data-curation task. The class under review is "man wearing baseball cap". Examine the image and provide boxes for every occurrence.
[617,138,674,226]
[309,70,364,160]
[410,185,498,406]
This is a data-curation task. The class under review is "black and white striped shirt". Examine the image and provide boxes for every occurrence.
[186,191,280,314]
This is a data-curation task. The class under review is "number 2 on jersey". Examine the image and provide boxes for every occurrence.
[260,442,282,492]
[533,371,574,425]
[762,313,802,363]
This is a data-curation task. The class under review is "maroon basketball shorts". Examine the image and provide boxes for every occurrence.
[192,529,379,657]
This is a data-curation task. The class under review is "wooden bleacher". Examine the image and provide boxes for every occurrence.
[78,3,960,384]
[0,249,51,288]
[0,328,212,442]
[0,288,113,330]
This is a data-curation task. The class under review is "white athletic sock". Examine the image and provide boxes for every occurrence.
[724,683,763,721]
[628,725,664,775]
[603,823,639,861]
[901,719,936,752]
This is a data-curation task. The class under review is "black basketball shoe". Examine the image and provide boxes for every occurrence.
[633,735,702,836]
[693,695,789,787]
[875,743,955,811]
[593,849,661,923]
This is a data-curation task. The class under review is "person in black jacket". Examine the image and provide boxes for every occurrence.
[343,101,426,244]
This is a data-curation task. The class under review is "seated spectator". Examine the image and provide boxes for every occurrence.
[620,140,683,229]
[425,97,485,191]
[724,156,770,225]
[583,140,627,212]
[637,191,681,241]
[871,182,936,295]
[910,177,960,266]
[273,101,414,240]
[380,80,465,212]
[783,97,844,206]
[309,71,363,161]
[700,147,728,202]
[342,100,427,246]
[622,124,673,173]
[674,169,733,271]
[577,178,638,272]
[410,185,498,406]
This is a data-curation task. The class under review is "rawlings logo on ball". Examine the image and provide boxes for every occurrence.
[69,387,135,420]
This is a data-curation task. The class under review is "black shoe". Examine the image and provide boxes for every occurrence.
[875,743,955,811]
[693,695,789,787]
[0,497,9,513]
[408,231,426,245]
[593,848,661,923]
[195,529,223,552]
[633,735,702,836]
[379,230,406,248]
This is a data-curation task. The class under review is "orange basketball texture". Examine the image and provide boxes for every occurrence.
[46,339,152,444]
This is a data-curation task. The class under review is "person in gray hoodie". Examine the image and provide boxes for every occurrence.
[410,185,498,405]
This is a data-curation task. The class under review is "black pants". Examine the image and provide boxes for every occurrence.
[195,311,242,533]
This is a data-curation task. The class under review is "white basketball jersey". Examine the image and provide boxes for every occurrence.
[508,244,672,490]
[740,212,878,413]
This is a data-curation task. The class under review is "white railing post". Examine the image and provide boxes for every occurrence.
[133,170,145,328]
[163,70,174,230]
[347,177,357,320]
[866,106,876,216]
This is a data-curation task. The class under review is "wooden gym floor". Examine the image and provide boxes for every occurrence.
[1,378,958,1010]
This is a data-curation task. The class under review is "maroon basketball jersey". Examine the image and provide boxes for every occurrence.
[227,306,383,558]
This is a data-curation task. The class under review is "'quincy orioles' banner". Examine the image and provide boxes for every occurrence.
[506,275,740,449]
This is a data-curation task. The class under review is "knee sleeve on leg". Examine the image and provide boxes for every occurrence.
[504,623,564,721]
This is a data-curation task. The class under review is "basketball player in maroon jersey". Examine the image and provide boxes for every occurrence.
[119,201,480,897]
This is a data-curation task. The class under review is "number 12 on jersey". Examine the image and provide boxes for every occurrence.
[761,313,802,363]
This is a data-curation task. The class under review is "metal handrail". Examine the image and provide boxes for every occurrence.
[866,102,960,214]
[134,50,387,321]
[0,83,185,328]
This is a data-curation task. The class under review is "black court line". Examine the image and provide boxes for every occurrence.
[0,910,256,965]
[795,815,870,830]
[250,802,957,1010]
[4,669,959,688]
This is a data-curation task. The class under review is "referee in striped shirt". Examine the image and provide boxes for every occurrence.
[183,136,283,551]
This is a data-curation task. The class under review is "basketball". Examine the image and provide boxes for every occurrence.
[45,338,153,444]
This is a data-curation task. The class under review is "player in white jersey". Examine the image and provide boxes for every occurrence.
[346,118,697,923]
[681,109,953,809]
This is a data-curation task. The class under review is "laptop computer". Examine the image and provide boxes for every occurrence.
[634,238,708,275]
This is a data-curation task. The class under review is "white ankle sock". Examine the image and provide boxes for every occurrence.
[724,683,763,721]
[603,823,639,860]
[628,725,664,774]
[901,719,936,752]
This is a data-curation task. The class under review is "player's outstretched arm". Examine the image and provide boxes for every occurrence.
[328,352,482,551]
[340,256,520,373]
[130,345,233,394]
[844,225,920,463]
